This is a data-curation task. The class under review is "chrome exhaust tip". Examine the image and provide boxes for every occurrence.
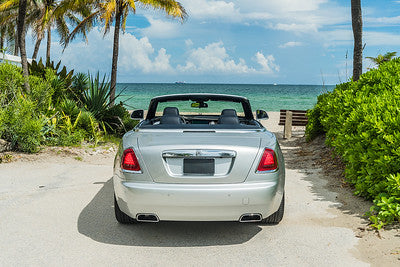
[136,213,160,222]
[239,213,262,222]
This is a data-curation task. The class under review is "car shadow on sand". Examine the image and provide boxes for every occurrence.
[77,178,263,247]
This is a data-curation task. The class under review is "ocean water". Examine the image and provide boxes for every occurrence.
[115,83,335,112]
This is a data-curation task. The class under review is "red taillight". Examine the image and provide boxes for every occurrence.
[121,148,141,172]
[257,148,278,172]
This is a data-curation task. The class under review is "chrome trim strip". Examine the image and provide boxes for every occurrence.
[256,169,279,174]
[122,169,143,174]
[162,149,236,158]
[136,129,266,133]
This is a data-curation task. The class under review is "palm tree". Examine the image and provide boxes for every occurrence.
[0,15,15,52]
[0,0,33,91]
[0,0,90,61]
[32,0,91,62]
[351,0,363,81]
[67,0,187,105]
[366,52,397,67]
[17,0,30,91]
[0,0,42,57]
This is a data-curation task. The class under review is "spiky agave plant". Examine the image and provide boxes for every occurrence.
[80,72,133,135]
[81,72,112,121]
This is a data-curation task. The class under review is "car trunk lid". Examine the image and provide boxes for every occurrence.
[136,131,261,184]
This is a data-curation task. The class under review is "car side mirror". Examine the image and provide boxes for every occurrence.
[256,110,269,120]
[131,109,144,120]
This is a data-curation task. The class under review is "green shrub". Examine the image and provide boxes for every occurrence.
[59,98,81,120]
[0,107,5,137]
[69,72,88,101]
[307,58,400,228]
[28,74,54,113]
[2,97,43,153]
[0,63,133,151]
[305,93,329,141]
[0,63,24,105]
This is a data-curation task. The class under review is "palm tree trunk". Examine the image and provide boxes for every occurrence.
[0,35,4,51]
[46,26,51,63]
[32,35,43,60]
[14,26,19,56]
[110,8,121,107]
[351,0,363,81]
[17,0,30,92]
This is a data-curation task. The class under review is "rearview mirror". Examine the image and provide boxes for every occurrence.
[191,102,208,108]
[256,110,269,120]
[131,109,144,120]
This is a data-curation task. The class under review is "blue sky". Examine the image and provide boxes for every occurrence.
[26,0,400,85]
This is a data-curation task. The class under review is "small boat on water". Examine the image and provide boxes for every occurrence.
[175,81,186,84]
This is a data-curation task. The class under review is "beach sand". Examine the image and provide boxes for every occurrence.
[0,112,398,265]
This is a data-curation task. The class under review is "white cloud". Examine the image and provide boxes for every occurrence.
[185,39,194,47]
[139,16,182,39]
[177,41,252,73]
[176,0,349,47]
[57,27,173,75]
[364,31,400,46]
[179,0,343,28]
[365,16,400,25]
[237,0,327,13]
[319,29,353,47]
[273,23,318,33]
[180,0,241,21]
[254,52,279,74]
[319,29,400,47]
[279,41,303,48]
[177,42,279,75]
[118,34,174,73]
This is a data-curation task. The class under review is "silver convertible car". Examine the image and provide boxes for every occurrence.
[113,94,285,224]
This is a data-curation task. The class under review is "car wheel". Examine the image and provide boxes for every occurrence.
[114,195,136,224]
[263,193,284,224]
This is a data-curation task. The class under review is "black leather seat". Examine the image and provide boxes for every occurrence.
[218,109,239,124]
[160,107,183,124]
[221,109,237,116]
[163,107,180,116]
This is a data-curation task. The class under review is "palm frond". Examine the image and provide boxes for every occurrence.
[65,10,100,47]
[137,0,187,21]
[55,16,70,46]
[0,0,19,12]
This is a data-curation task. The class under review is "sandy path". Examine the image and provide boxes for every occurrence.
[0,112,398,266]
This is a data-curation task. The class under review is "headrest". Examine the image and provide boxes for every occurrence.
[163,107,180,116]
[218,116,239,124]
[221,109,237,116]
[160,116,182,124]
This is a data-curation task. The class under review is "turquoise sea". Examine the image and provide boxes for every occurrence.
[115,83,335,112]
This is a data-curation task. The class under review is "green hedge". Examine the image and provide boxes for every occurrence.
[306,58,400,229]
[0,63,137,153]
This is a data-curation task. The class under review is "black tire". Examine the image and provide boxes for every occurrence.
[263,193,285,224]
[114,195,136,224]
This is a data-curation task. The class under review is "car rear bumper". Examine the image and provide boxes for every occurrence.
[113,179,283,221]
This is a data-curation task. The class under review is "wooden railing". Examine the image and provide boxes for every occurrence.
[279,110,308,139]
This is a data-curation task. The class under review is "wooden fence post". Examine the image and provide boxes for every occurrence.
[284,110,292,139]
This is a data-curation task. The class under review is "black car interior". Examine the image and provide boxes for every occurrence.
[138,107,262,129]
[138,94,264,129]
